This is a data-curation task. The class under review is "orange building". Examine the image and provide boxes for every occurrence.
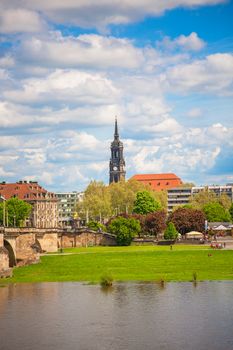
[131,173,182,191]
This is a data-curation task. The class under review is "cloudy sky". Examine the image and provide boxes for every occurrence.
[0,0,233,192]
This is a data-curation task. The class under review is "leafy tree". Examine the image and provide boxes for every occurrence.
[144,210,166,237]
[133,191,161,215]
[229,203,233,222]
[218,194,232,211]
[203,202,231,222]
[169,207,206,235]
[189,190,218,210]
[164,222,178,240]
[76,181,112,221]
[87,221,106,232]
[0,198,32,227]
[108,217,141,246]
[108,179,164,215]
[189,190,231,211]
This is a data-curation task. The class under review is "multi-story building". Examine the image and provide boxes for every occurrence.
[167,185,233,213]
[56,191,84,227]
[131,173,182,191]
[167,187,192,213]
[0,181,58,228]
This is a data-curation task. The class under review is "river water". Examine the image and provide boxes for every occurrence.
[0,282,233,350]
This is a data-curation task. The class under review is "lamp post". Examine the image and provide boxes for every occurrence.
[3,197,6,226]
[60,233,63,253]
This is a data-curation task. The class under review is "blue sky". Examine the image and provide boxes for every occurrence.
[0,0,232,192]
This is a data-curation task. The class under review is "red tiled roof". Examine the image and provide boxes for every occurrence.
[131,173,182,191]
[0,181,56,201]
[132,173,181,181]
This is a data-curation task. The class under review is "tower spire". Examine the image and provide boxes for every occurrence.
[114,116,119,140]
[109,116,126,184]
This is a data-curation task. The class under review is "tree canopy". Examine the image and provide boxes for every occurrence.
[0,198,32,227]
[189,190,231,211]
[164,222,178,240]
[144,210,166,237]
[76,179,166,221]
[203,202,231,222]
[133,191,161,215]
[108,217,141,246]
[169,207,206,235]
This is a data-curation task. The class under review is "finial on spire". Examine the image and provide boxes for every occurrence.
[114,115,119,139]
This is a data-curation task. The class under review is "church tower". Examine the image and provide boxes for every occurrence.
[109,117,126,184]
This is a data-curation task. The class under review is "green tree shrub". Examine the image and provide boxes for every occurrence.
[229,203,233,222]
[87,221,106,232]
[164,222,178,240]
[133,191,161,215]
[203,202,231,222]
[0,198,32,227]
[108,217,141,246]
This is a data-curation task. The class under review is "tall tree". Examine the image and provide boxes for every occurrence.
[108,179,161,215]
[164,222,178,240]
[76,181,112,221]
[0,198,32,227]
[144,210,167,237]
[189,190,218,210]
[133,191,161,215]
[203,202,231,222]
[189,190,231,211]
[169,207,206,235]
[229,203,233,222]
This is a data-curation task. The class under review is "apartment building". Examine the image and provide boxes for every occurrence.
[0,181,58,228]
[56,191,84,227]
[167,185,233,213]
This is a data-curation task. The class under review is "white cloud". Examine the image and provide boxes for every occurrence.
[4,69,120,105]
[164,53,233,95]
[0,8,46,33]
[158,32,205,52]
[175,32,205,51]
[0,69,9,80]
[187,108,203,118]
[0,1,225,30]
[0,55,14,68]
[0,166,14,177]
[19,33,144,70]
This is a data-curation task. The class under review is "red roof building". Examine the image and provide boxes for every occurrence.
[0,181,58,228]
[131,173,182,191]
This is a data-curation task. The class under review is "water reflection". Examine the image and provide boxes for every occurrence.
[0,282,233,350]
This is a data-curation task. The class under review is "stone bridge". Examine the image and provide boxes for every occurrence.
[0,227,116,277]
[0,227,59,277]
[58,228,116,248]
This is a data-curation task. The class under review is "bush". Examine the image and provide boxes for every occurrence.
[108,217,141,246]
[87,221,106,232]
[164,222,178,240]
[100,274,113,287]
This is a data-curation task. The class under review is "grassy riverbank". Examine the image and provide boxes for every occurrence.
[3,245,233,283]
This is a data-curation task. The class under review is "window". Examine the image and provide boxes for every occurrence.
[157,182,160,186]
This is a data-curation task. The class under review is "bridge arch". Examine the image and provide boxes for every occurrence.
[4,239,16,267]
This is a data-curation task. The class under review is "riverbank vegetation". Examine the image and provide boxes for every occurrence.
[2,245,233,284]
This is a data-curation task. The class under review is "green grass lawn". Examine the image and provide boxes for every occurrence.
[2,245,233,284]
